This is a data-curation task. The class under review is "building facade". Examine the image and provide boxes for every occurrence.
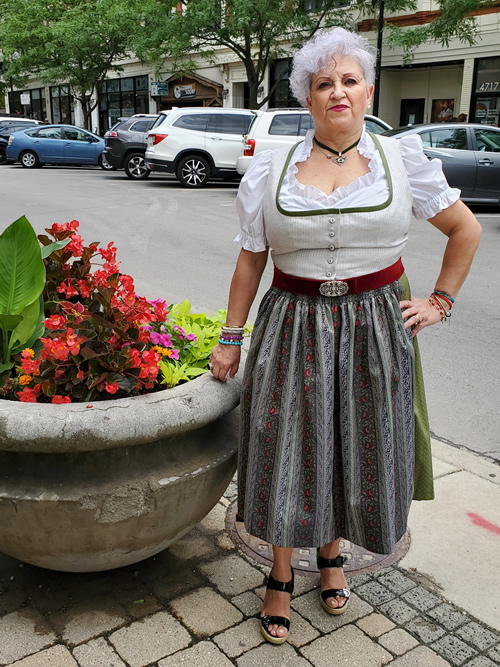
[2,1,499,131]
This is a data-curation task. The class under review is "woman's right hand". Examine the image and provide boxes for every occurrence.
[210,343,241,382]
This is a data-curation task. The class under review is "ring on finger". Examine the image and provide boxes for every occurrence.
[415,314,421,324]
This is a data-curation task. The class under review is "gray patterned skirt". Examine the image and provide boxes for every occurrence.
[237,279,415,554]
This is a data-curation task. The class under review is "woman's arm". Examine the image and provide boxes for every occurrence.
[401,199,481,335]
[210,248,269,381]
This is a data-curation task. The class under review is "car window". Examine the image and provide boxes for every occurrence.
[129,120,156,132]
[64,127,91,141]
[298,114,315,136]
[365,119,385,134]
[206,113,253,135]
[474,128,500,152]
[36,127,63,140]
[420,128,467,150]
[8,123,37,133]
[172,114,210,132]
[269,114,300,136]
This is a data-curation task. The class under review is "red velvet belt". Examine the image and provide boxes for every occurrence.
[272,258,404,297]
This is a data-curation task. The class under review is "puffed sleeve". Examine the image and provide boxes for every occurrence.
[234,150,272,252]
[398,134,461,220]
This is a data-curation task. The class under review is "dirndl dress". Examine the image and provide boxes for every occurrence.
[237,135,434,555]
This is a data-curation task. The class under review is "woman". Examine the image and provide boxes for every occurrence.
[210,28,481,645]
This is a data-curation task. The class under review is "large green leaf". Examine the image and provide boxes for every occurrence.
[9,298,42,349]
[0,216,46,315]
[0,313,23,330]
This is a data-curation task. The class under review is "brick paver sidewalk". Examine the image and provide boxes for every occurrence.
[1,481,499,667]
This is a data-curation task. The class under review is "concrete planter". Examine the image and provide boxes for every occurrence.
[0,371,241,572]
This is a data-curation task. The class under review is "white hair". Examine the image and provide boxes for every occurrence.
[290,28,377,107]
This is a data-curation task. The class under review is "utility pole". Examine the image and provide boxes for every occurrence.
[372,0,385,117]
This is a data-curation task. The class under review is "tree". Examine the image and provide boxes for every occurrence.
[0,0,143,129]
[138,0,492,110]
[138,0,355,110]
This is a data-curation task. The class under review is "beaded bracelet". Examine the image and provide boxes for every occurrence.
[433,290,455,304]
[428,294,451,321]
[218,337,243,346]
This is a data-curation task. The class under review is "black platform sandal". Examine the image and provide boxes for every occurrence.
[260,569,295,645]
[317,550,350,615]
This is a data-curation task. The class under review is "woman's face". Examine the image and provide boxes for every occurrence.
[306,54,374,137]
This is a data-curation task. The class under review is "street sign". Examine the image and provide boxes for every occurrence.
[151,81,169,96]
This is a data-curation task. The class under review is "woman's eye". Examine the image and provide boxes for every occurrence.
[318,82,330,89]
[344,78,358,85]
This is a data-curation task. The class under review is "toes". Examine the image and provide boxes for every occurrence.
[277,626,287,636]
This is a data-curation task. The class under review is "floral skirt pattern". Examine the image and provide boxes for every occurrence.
[237,280,416,554]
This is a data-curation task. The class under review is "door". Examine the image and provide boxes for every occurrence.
[416,127,476,198]
[62,127,98,163]
[205,113,254,169]
[31,126,64,160]
[400,99,425,126]
[472,127,500,200]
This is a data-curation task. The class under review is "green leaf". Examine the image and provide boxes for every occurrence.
[0,361,14,373]
[0,314,23,330]
[184,367,207,377]
[0,216,46,315]
[9,298,42,349]
[41,238,71,259]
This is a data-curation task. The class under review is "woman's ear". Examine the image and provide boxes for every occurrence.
[366,84,375,109]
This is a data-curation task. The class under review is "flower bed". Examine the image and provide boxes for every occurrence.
[0,217,240,403]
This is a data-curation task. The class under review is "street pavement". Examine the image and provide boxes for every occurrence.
[0,438,499,666]
[0,165,499,666]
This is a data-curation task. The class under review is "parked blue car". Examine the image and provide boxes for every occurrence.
[6,124,105,168]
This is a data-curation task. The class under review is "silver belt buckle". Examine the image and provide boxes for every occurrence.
[319,280,349,297]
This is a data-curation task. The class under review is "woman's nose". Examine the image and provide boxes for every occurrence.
[330,84,345,99]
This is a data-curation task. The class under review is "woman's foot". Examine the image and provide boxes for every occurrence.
[317,548,350,613]
[260,565,294,642]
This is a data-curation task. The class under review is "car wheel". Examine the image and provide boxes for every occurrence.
[100,153,117,170]
[177,155,210,188]
[20,150,40,169]
[0,146,7,165]
[124,153,150,180]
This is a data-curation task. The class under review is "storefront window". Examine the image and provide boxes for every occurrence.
[50,86,74,124]
[8,88,47,120]
[471,57,500,126]
[269,59,301,108]
[99,75,150,134]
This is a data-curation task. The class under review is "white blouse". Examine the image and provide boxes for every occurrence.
[235,127,460,253]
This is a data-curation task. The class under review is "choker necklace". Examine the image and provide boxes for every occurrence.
[313,136,361,166]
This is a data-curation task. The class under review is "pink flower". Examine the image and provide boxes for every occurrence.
[105,381,119,394]
[186,333,197,341]
[150,331,172,347]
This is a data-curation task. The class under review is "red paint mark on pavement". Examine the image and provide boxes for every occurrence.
[467,512,500,535]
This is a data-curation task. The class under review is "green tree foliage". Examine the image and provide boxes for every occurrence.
[0,0,142,128]
[138,0,492,109]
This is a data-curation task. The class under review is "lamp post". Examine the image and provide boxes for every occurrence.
[372,0,385,117]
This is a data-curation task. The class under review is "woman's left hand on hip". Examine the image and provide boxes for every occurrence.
[400,297,443,337]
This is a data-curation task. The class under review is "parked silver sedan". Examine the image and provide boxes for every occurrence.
[383,123,500,205]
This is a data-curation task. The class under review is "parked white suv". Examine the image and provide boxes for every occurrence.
[146,107,256,188]
[236,109,392,175]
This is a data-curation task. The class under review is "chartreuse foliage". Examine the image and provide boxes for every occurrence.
[0,217,69,374]
[157,300,251,389]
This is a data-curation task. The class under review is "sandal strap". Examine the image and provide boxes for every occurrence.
[317,552,346,569]
[261,615,290,631]
[266,571,294,595]
[320,587,350,602]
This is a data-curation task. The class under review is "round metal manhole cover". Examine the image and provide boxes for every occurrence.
[226,501,410,576]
